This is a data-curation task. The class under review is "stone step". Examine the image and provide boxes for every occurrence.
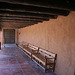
[4,44,17,47]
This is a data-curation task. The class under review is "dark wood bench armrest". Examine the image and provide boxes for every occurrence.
[45,56,54,59]
[32,50,39,54]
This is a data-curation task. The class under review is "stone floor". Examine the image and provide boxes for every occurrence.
[0,47,58,75]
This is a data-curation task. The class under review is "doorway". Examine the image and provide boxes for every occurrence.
[4,29,15,44]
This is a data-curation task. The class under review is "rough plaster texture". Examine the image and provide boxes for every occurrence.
[18,12,75,75]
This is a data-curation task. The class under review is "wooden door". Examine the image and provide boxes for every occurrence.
[4,29,15,44]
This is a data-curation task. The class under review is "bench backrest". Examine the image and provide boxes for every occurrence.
[39,48,57,62]
[22,42,29,47]
[28,44,38,50]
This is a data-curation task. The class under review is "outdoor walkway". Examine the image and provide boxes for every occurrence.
[0,47,58,75]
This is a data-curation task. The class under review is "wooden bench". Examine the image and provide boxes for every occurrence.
[18,42,57,72]
[18,42,39,58]
[32,48,57,72]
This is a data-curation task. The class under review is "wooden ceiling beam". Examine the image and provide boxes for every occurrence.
[0,14,49,19]
[1,20,38,24]
[0,0,75,11]
[2,23,36,26]
[0,19,43,23]
[0,19,43,22]
[0,17,49,21]
[0,15,49,19]
[1,22,38,28]
[0,2,70,16]
[0,20,43,24]
[0,10,57,19]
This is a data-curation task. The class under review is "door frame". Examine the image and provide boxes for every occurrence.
[3,29,15,44]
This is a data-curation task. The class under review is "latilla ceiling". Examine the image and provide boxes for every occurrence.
[0,0,75,29]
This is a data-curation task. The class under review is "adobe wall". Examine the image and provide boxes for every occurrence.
[18,12,75,75]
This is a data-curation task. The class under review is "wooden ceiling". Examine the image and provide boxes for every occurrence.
[0,0,75,29]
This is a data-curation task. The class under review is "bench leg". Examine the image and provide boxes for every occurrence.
[53,64,55,72]
[31,54,32,60]
[31,54,33,60]
[45,66,46,72]
[45,58,47,72]
[45,64,47,72]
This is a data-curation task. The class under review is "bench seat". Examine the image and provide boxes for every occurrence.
[23,47,32,55]
[32,53,53,65]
